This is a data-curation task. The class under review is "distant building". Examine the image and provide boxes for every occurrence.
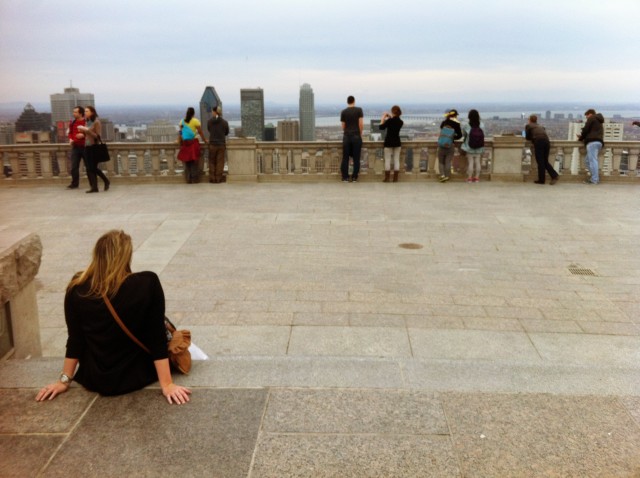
[50,85,95,142]
[545,110,551,120]
[200,86,222,141]
[0,122,15,145]
[264,123,276,141]
[299,83,315,141]
[277,120,299,141]
[553,113,565,120]
[147,120,178,142]
[567,119,624,141]
[15,103,50,133]
[240,88,264,140]
[100,118,117,142]
[370,119,383,141]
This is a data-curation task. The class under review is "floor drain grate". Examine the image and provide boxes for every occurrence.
[398,243,423,249]
[568,266,597,276]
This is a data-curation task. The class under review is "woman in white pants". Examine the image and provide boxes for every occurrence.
[461,109,485,182]
[379,105,404,182]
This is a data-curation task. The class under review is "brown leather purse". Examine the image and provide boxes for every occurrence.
[102,293,192,374]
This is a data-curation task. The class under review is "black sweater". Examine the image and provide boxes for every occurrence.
[65,272,168,396]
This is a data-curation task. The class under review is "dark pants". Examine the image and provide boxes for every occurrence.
[69,145,85,187]
[341,134,362,180]
[84,146,109,191]
[208,145,226,182]
[533,138,558,183]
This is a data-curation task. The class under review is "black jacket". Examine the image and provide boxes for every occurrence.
[578,113,605,146]
[439,118,463,140]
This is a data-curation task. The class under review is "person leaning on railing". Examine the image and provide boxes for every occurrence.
[36,230,191,405]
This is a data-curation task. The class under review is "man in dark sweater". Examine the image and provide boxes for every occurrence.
[525,115,559,185]
[340,96,364,182]
[577,108,605,184]
[207,107,229,183]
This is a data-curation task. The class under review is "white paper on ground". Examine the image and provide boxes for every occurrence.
[189,342,209,360]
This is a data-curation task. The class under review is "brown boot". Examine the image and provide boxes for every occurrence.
[392,171,399,182]
[383,171,390,182]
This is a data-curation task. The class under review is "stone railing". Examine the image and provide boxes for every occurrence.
[0,232,42,359]
[1,137,639,184]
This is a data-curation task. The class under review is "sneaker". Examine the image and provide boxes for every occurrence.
[342,178,349,182]
[466,178,473,183]
[582,179,595,184]
[473,177,479,183]
[550,177,558,185]
[439,176,450,183]
[351,177,358,183]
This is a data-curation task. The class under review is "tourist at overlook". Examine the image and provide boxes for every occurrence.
[379,105,404,182]
[437,109,462,182]
[577,109,604,185]
[66,106,86,190]
[207,106,229,184]
[78,106,110,193]
[525,114,559,185]
[460,109,486,183]
[340,96,364,182]
[178,107,207,184]
[36,230,191,404]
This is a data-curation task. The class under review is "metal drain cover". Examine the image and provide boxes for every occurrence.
[398,243,423,249]
[568,265,597,276]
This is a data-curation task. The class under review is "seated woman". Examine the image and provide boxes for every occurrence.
[36,230,191,404]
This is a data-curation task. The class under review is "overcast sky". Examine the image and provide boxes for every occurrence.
[1,0,638,107]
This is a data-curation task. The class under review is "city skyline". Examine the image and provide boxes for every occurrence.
[1,1,638,107]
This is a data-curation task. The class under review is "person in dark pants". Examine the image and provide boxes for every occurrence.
[78,106,110,193]
[436,109,463,182]
[340,96,364,182]
[67,106,86,189]
[525,114,559,185]
[207,106,229,184]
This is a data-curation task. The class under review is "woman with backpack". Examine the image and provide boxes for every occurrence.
[461,109,485,183]
[177,107,207,183]
[437,109,462,182]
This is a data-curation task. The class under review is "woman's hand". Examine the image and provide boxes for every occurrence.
[35,381,69,401]
[161,383,191,405]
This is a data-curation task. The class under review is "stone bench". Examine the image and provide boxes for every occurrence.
[0,231,42,359]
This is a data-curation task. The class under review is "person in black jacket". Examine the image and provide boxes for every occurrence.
[36,230,191,404]
[207,106,229,184]
[379,105,404,182]
[437,109,462,182]
[525,115,559,185]
[577,109,605,184]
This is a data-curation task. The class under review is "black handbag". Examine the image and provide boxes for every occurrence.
[90,136,110,162]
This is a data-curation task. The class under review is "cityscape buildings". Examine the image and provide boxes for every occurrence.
[50,85,95,142]
[277,120,299,141]
[299,83,315,141]
[240,88,264,140]
[200,86,222,141]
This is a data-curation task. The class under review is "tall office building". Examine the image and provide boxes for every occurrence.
[200,86,222,141]
[240,88,264,140]
[299,83,315,141]
[277,120,299,141]
[50,85,95,125]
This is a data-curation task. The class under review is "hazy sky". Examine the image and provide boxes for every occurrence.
[1,0,638,107]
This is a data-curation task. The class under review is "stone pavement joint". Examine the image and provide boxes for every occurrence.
[1,182,639,476]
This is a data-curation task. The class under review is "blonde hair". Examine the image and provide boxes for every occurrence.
[67,230,133,298]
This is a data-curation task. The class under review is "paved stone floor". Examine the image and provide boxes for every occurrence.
[1,180,639,477]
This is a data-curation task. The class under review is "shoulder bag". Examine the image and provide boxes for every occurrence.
[90,135,111,162]
[102,293,192,374]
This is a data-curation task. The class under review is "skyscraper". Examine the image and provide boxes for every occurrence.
[277,120,299,141]
[50,85,95,126]
[200,86,222,141]
[240,88,264,140]
[299,83,315,141]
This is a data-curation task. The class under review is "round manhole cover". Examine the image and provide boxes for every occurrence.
[398,243,423,249]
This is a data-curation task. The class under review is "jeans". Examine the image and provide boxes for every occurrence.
[341,134,362,180]
[585,141,602,183]
[466,153,482,178]
[69,145,85,187]
[437,147,454,178]
[384,147,401,171]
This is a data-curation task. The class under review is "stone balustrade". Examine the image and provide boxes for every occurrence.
[1,138,638,184]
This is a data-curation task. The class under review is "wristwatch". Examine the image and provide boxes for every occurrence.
[59,373,73,385]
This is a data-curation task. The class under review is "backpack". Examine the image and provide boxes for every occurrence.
[437,126,455,149]
[468,126,485,149]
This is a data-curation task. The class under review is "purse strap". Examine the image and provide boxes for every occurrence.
[101,293,151,354]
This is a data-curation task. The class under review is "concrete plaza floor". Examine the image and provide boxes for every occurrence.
[1,179,640,477]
